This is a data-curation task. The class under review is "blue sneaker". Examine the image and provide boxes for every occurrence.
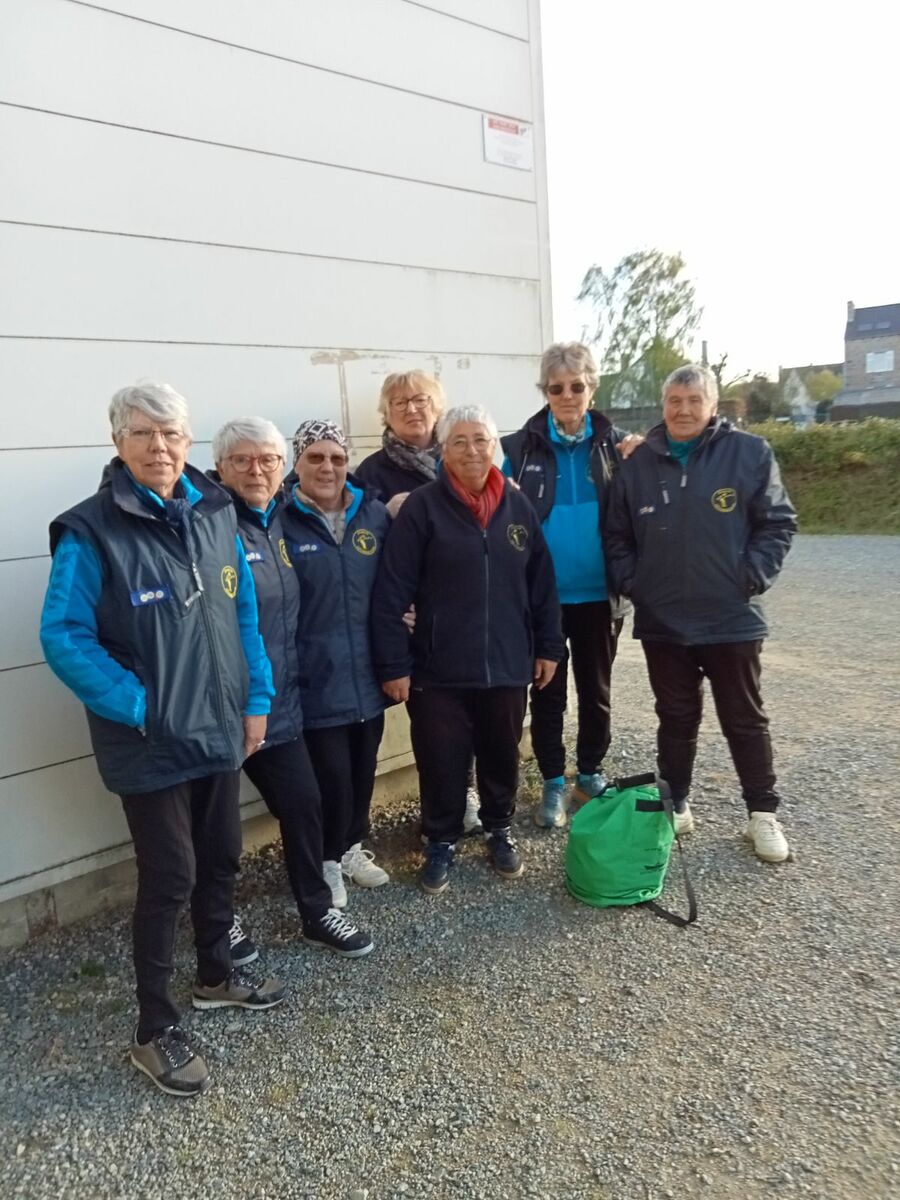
[421,841,455,894]
[572,772,609,806]
[533,778,567,828]
[485,828,524,879]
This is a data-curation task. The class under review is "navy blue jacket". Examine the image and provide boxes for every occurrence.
[281,483,389,729]
[222,484,304,748]
[42,459,273,794]
[501,406,630,614]
[371,472,564,688]
[605,418,797,645]
[354,448,435,502]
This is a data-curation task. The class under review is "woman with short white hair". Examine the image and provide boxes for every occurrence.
[371,405,564,895]
[40,383,284,1097]
[212,417,373,961]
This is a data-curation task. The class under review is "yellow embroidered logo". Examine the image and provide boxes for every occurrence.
[711,488,737,513]
[507,523,528,551]
[220,565,238,598]
[279,537,292,568]
[352,528,378,556]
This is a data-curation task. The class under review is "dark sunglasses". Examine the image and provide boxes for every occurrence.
[547,382,588,396]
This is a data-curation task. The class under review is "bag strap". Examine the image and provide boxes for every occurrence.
[614,773,699,928]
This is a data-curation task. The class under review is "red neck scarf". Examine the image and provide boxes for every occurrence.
[446,464,506,528]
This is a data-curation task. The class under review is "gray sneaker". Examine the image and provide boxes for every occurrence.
[191,968,286,1011]
[130,1025,210,1097]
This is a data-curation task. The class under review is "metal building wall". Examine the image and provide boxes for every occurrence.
[0,0,551,913]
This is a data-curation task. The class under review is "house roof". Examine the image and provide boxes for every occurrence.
[778,363,843,382]
[832,385,900,407]
[846,303,900,341]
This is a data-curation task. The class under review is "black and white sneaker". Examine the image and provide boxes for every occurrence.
[229,917,259,967]
[303,908,374,958]
[485,828,524,879]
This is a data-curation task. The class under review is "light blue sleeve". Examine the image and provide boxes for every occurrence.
[40,530,147,728]
[501,455,512,477]
[235,534,275,716]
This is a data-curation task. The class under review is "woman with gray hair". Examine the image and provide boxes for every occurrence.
[371,405,564,895]
[211,416,373,961]
[501,342,641,830]
[40,383,284,1097]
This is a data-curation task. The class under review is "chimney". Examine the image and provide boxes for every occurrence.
[847,300,855,323]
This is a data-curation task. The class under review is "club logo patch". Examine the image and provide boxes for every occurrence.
[221,565,238,598]
[507,523,528,551]
[279,537,293,568]
[711,488,737,513]
[352,528,378,556]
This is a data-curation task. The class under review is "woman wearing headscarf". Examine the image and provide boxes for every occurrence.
[371,405,564,895]
[281,420,393,909]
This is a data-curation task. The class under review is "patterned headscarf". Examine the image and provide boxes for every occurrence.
[292,419,348,462]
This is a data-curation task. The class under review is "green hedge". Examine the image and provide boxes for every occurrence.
[749,418,900,534]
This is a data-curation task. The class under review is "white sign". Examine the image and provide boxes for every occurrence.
[482,114,534,172]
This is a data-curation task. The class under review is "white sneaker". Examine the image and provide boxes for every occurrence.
[322,859,348,908]
[341,843,390,888]
[744,812,790,863]
[463,787,483,834]
[673,801,694,837]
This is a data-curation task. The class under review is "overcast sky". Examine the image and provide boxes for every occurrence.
[540,0,900,379]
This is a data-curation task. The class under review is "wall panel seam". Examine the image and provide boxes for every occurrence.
[0,103,536,206]
[65,0,530,119]
[0,220,540,284]
[399,1,528,42]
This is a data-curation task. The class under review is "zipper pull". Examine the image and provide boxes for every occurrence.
[661,482,669,505]
[184,590,202,609]
[191,562,205,591]
[538,482,545,499]
[681,472,687,488]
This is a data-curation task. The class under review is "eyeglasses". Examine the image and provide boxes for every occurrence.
[546,382,588,397]
[225,453,284,472]
[447,436,495,453]
[390,395,432,413]
[303,451,348,467]
[121,427,187,445]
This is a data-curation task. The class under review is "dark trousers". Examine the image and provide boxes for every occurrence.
[121,770,241,1040]
[642,639,779,812]
[303,714,385,861]
[408,686,527,842]
[530,600,622,780]
[242,738,333,924]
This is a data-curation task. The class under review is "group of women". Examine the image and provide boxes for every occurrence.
[40,341,634,1096]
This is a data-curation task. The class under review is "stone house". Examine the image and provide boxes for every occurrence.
[831,301,900,420]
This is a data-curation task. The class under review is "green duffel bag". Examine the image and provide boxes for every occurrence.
[565,772,697,927]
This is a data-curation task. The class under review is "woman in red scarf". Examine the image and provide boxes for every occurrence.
[372,406,564,895]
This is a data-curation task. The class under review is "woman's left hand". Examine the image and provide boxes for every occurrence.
[619,433,644,459]
[533,658,557,690]
[402,603,416,632]
[242,714,268,759]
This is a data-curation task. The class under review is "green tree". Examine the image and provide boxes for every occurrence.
[806,369,843,408]
[578,249,702,409]
[743,374,790,424]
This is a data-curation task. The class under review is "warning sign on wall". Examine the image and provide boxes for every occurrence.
[482,114,534,172]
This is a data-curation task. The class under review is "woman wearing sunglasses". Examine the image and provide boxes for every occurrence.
[501,342,640,829]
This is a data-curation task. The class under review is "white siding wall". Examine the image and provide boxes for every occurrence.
[0,0,551,902]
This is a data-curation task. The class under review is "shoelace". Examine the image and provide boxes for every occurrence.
[320,908,361,942]
[343,846,376,871]
[228,918,246,948]
[155,1026,194,1069]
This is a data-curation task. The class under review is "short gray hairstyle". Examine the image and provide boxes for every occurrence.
[538,342,599,393]
[212,417,287,464]
[662,364,719,405]
[436,404,499,446]
[109,381,192,439]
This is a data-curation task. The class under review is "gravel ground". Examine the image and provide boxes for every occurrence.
[2,534,899,1200]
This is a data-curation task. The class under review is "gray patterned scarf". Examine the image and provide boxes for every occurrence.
[381,427,441,482]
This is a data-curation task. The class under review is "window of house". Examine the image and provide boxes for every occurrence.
[866,350,895,373]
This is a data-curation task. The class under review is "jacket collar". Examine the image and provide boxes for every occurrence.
[644,415,732,458]
[104,457,232,520]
